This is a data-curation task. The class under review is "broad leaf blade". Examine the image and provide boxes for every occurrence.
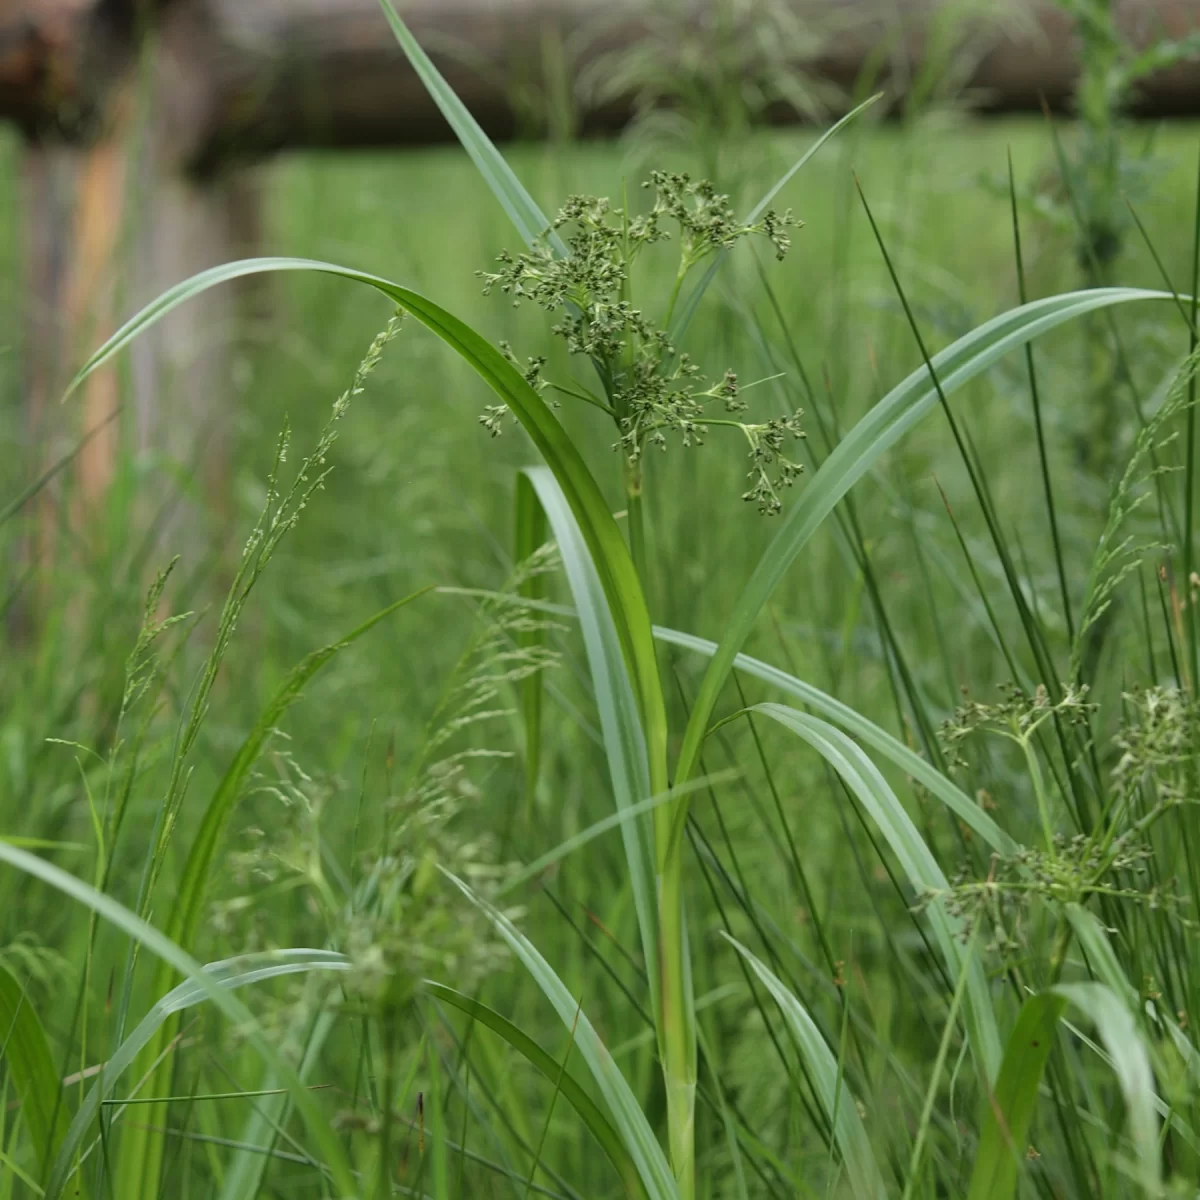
[967,992,1065,1200]
[969,983,1161,1199]
[522,466,660,1029]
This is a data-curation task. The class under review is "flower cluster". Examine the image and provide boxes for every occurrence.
[1113,686,1200,801]
[940,681,1093,767]
[919,831,1167,961]
[478,173,804,513]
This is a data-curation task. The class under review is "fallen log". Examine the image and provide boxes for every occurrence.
[3,1,1200,169]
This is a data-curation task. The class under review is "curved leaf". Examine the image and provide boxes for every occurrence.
[749,703,1002,1083]
[521,466,659,1030]
[672,287,1174,807]
[375,0,565,256]
[654,624,1017,855]
[443,870,676,1200]
[724,935,887,1200]
[68,258,668,802]
[0,844,356,1200]
[426,982,644,1197]
[48,951,350,1198]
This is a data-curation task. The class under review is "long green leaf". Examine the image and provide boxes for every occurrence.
[375,0,565,256]
[967,992,1065,1200]
[672,288,1174,807]
[0,962,71,1182]
[654,624,1017,855]
[749,703,1002,1083]
[68,258,668,804]
[1064,903,1140,1007]
[443,870,676,1200]
[521,466,660,1032]
[218,1009,335,1200]
[724,935,887,1200]
[0,844,356,1200]
[48,951,349,1198]
[969,983,1161,1198]
[426,982,644,1197]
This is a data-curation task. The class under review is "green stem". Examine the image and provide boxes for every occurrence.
[1184,144,1200,694]
[549,380,616,416]
[1021,737,1057,854]
[658,852,696,1199]
[900,928,978,1200]
[1048,918,1074,985]
[621,442,693,1194]
[662,261,690,333]
[625,458,649,598]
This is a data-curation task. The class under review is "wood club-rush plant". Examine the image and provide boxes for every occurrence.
[33,3,1195,1197]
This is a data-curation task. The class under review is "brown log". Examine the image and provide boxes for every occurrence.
[4,1,1200,170]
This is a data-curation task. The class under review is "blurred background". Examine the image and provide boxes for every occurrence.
[4,0,1200,755]
[5,0,1200,675]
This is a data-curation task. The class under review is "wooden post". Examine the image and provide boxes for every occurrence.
[8,0,259,593]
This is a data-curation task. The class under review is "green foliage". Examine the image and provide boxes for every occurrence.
[6,14,1200,1200]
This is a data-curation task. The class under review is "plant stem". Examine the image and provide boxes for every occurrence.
[1184,144,1200,694]
[658,851,696,1199]
[663,261,689,332]
[625,457,649,599]
[1022,737,1057,854]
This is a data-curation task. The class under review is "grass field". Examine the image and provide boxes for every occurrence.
[4,89,1200,1198]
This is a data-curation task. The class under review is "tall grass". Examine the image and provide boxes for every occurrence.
[3,9,1200,1198]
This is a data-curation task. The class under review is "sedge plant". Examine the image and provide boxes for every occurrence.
[8,3,1200,1196]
